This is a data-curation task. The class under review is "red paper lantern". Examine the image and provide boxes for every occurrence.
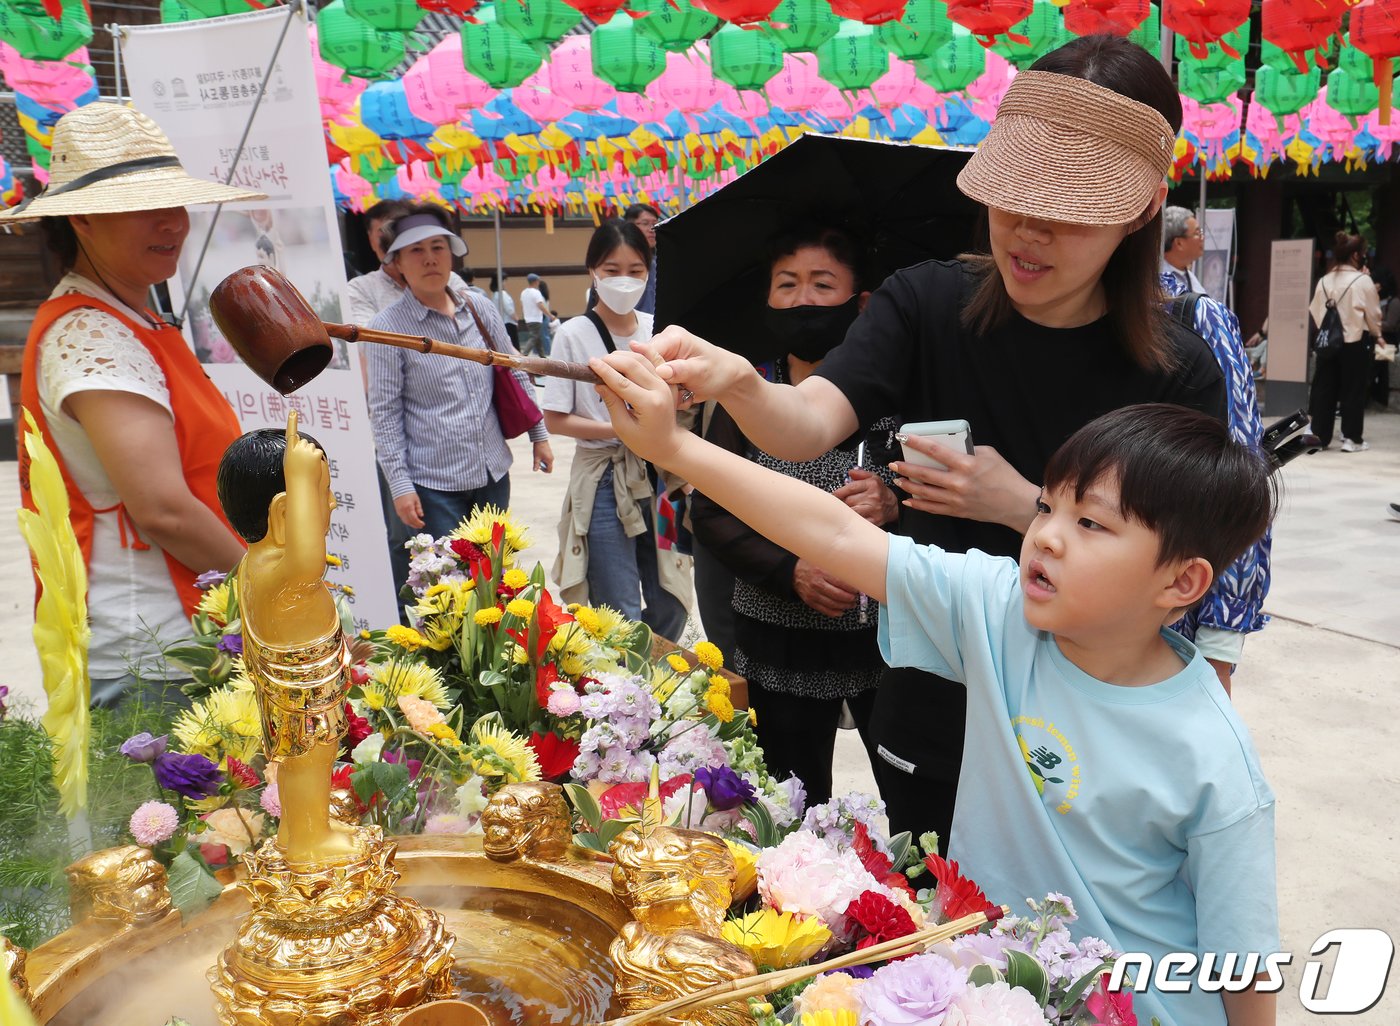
[945,0,1032,46]
[1161,0,1250,58]
[1351,0,1400,124]
[1061,0,1149,38]
[561,0,628,23]
[415,0,479,14]
[1261,0,1349,72]
[827,0,910,26]
[692,0,783,26]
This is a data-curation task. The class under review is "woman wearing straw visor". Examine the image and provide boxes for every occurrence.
[2,102,266,708]
[638,28,1245,966]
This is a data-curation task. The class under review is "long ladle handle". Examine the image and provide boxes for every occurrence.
[325,322,600,384]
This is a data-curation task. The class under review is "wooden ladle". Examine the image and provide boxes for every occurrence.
[209,265,600,396]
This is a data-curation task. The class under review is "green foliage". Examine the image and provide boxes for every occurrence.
[1004,949,1051,1006]
[167,850,224,920]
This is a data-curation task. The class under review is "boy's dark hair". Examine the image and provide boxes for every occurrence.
[217,428,326,544]
[1043,404,1276,579]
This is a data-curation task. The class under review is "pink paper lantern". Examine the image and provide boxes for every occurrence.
[402,54,459,125]
[1364,106,1400,160]
[870,57,919,110]
[0,42,94,110]
[425,33,498,115]
[1245,99,1298,166]
[335,164,375,210]
[398,160,440,198]
[514,65,574,122]
[1307,87,1361,161]
[1180,93,1241,162]
[616,89,676,123]
[815,85,873,121]
[461,162,508,201]
[656,44,726,114]
[769,53,834,113]
[309,27,369,124]
[548,36,617,112]
[717,81,770,118]
[964,52,1015,121]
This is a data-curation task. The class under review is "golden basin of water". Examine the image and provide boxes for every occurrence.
[26,836,629,1026]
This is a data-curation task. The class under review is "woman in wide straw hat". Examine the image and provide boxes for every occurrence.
[637,36,1237,858]
[3,102,266,707]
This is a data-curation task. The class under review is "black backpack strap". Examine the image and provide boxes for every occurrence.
[1168,291,1205,331]
[584,308,616,354]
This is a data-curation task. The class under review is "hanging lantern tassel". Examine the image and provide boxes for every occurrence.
[545,207,555,233]
[1378,58,1393,125]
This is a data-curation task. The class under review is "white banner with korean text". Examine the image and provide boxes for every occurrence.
[123,6,396,633]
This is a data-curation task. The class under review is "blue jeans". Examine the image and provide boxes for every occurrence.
[416,476,510,540]
[587,467,688,642]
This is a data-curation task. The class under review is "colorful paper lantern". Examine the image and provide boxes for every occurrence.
[1161,0,1249,59]
[914,25,984,91]
[876,0,955,61]
[656,44,729,112]
[1174,22,1250,71]
[1253,62,1322,119]
[816,22,891,92]
[1177,59,1248,106]
[1126,0,1160,57]
[762,0,842,53]
[710,22,784,91]
[0,41,93,110]
[693,0,784,28]
[0,0,92,62]
[828,0,910,27]
[549,35,617,109]
[1337,40,1375,80]
[160,0,204,22]
[342,0,428,32]
[591,18,668,93]
[868,54,920,108]
[1261,0,1348,73]
[495,0,582,51]
[424,32,498,114]
[561,0,628,24]
[989,0,1069,68]
[1351,0,1400,125]
[1061,0,1149,38]
[360,80,437,140]
[631,0,720,53]
[513,64,574,121]
[767,52,836,111]
[317,0,407,80]
[944,0,1032,47]
[1325,66,1381,118]
[401,52,458,125]
[461,8,543,89]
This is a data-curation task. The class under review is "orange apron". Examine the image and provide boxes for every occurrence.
[19,292,242,617]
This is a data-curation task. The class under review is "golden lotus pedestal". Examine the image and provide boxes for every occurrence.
[209,826,457,1025]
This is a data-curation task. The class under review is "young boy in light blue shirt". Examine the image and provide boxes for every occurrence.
[593,351,1280,1026]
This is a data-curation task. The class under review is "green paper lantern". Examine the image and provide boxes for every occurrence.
[762,0,842,55]
[1176,59,1246,106]
[160,0,203,23]
[1336,40,1374,81]
[462,8,543,89]
[0,0,92,62]
[914,26,983,93]
[816,22,890,92]
[591,19,667,93]
[568,154,607,179]
[1252,63,1321,118]
[989,0,1067,70]
[710,22,783,92]
[494,154,532,182]
[1325,67,1379,118]
[495,0,582,53]
[876,0,953,62]
[631,0,719,53]
[184,0,264,14]
[1127,1,1160,60]
[318,0,406,80]
[342,0,427,32]
[353,154,400,184]
[1173,23,1249,73]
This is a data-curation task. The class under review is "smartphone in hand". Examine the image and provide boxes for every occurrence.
[898,419,974,471]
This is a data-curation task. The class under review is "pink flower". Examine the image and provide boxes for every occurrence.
[546,688,581,716]
[398,694,446,732]
[1084,973,1138,1026]
[260,782,282,818]
[129,800,179,846]
[756,831,887,939]
[944,981,1051,1026]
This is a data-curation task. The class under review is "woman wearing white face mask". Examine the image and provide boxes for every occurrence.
[542,219,690,640]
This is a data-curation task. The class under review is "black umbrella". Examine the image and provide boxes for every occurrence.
[653,134,981,364]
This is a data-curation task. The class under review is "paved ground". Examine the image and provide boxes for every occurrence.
[2,409,1398,1024]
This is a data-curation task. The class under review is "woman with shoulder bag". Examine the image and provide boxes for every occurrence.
[542,219,689,641]
[1308,232,1383,451]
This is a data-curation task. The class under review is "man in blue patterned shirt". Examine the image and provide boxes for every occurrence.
[1161,270,1271,694]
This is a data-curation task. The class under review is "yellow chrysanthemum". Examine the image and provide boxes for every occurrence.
[592,605,628,638]
[449,505,530,563]
[411,580,477,651]
[547,623,595,658]
[559,654,587,678]
[748,707,758,727]
[505,598,535,619]
[694,641,724,671]
[800,1011,859,1026]
[466,720,541,783]
[502,568,530,590]
[426,722,462,747]
[666,653,691,673]
[196,582,232,625]
[707,675,731,699]
[725,839,758,902]
[705,691,736,724]
[385,624,427,651]
[367,660,450,709]
[512,645,531,665]
[571,605,602,637]
[474,608,503,626]
[721,909,832,970]
[173,687,263,762]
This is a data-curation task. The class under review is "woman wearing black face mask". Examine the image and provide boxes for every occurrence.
[689,225,899,807]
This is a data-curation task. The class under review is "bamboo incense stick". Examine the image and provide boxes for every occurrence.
[325,322,601,383]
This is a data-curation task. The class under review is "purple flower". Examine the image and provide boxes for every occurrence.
[0,684,9,721]
[693,765,756,811]
[830,965,876,980]
[152,751,224,799]
[120,732,169,764]
[194,570,228,590]
[217,633,245,655]
[859,950,968,1025]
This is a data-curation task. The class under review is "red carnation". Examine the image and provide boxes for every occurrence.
[343,702,372,752]
[845,889,918,956]
[225,757,260,790]
[527,731,582,781]
[597,774,692,821]
[854,821,916,899]
[923,852,998,922]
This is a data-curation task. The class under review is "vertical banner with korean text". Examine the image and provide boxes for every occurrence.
[123,6,395,632]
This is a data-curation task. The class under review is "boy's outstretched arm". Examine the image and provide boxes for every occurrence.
[592,351,891,603]
[1223,985,1276,1026]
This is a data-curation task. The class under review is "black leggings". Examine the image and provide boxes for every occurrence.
[1309,340,1373,446]
[747,681,879,809]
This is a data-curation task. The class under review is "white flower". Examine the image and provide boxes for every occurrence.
[352,732,385,765]
[456,777,489,818]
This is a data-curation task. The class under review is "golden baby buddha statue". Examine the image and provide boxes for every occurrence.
[208,413,456,1026]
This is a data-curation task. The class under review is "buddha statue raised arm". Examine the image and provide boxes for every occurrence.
[216,411,356,864]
